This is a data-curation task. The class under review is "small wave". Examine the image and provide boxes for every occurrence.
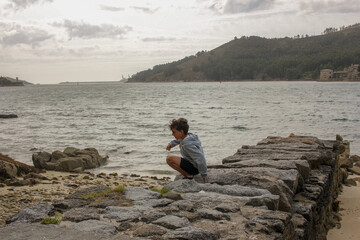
[332,118,359,122]
[232,125,248,131]
[208,107,223,110]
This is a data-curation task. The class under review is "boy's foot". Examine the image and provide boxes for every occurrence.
[182,175,194,180]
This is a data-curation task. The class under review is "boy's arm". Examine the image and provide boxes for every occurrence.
[183,144,208,179]
[169,139,180,148]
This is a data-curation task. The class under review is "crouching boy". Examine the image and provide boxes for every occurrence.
[166,118,209,182]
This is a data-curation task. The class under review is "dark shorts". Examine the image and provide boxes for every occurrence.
[180,158,199,175]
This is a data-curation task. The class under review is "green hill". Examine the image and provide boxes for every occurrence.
[128,23,360,82]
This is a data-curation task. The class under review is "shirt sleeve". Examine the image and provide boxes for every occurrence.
[169,139,180,148]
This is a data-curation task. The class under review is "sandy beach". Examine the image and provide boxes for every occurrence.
[0,170,170,226]
[327,175,360,240]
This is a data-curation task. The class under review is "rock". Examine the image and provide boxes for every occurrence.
[89,200,124,208]
[32,147,108,172]
[53,198,89,210]
[102,206,146,222]
[140,210,167,223]
[134,198,174,208]
[32,152,52,169]
[0,114,18,118]
[351,155,360,163]
[124,187,162,201]
[1,153,41,177]
[0,223,116,240]
[153,215,190,229]
[23,172,49,180]
[133,224,167,237]
[215,202,241,213]
[66,186,110,199]
[6,203,53,224]
[207,167,299,195]
[63,207,100,222]
[0,160,18,179]
[344,178,357,186]
[163,192,183,201]
[70,220,117,236]
[166,226,219,240]
[163,179,201,193]
[196,208,230,221]
[339,155,353,169]
[348,166,360,175]
[206,169,294,212]
[336,134,343,141]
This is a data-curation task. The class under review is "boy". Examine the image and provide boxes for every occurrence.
[166,118,209,182]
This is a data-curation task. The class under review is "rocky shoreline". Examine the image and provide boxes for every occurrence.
[0,170,170,227]
[0,134,359,240]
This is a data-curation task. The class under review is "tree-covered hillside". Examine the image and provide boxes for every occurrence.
[128,23,360,82]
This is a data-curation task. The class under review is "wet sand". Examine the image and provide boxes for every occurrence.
[327,175,360,240]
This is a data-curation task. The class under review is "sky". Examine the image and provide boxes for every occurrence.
[0,0,359,84]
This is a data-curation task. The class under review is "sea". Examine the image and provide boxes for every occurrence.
[1,81,359,178]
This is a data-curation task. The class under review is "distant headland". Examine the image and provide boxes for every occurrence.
[0,76,33,87]
[128,23,360,83]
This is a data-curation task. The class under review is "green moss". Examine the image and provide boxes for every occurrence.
[80,185,125,199]
[41,212,62,224]
[151,188,171,196]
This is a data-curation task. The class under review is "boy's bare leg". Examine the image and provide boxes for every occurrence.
[166,155,192,177]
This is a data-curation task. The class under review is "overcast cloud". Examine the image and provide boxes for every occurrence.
[99,5,125,12]
[299,0,360,14]
[53,20,132,40]
[0,23,53,47]
[0,0,358,84]
[131,6,159,14]
[5,0,53,11]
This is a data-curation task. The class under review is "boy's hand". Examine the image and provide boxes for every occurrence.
[166,144,171,151]
[203,177,209,183]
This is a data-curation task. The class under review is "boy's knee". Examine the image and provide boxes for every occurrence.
[166,155,172,164]
[166,155,175,165]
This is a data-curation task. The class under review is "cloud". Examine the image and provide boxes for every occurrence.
[0,23,53,47]
[100,4,125,12]
[223,0,275,13]
[141,37,177,42]
[52,20,132,40]
[299,0,360,14]
[199,0,275,14]
[131,6,159,14]
[5,0,53,11]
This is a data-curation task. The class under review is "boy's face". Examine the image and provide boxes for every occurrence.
[171,128,185,140]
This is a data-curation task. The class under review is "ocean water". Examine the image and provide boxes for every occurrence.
[1,82,359,177]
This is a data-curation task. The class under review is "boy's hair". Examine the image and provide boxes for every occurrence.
[169,118,189,134]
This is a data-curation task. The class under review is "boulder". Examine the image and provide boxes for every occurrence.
[32,147,108,172]
[133,224,168,237]
[1,153,42,178]
[102,206,147,222]
[0,223,116,240]
[166,226,219,240]
[351,155,360,163]
[348,166,360,175]
[6,203,53,224]
[153,215,190,229]
[70,220,117,236]
[63,207,100,222]
[0,160,17,179]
